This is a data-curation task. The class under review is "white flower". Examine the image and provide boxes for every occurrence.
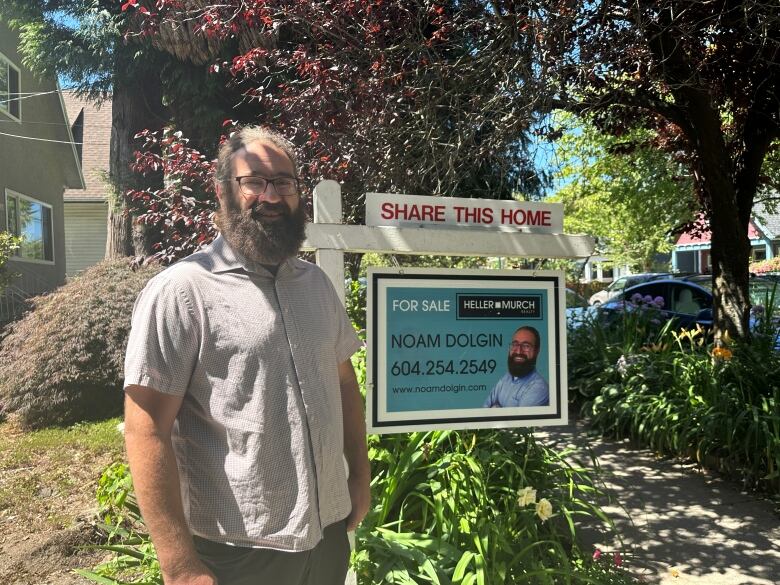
[517,486,537,507]
[536,498,553,522]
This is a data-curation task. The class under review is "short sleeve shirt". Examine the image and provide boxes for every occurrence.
[124,236,362,551]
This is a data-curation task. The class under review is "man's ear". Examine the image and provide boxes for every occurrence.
[215,182,225,206]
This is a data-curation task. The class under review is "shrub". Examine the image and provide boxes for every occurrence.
[0,231,22,293]
[0,259,162,428]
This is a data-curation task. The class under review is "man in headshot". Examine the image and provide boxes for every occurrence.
[483,325,549,408]
[123,126,370,585]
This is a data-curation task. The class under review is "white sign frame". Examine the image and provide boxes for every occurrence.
[367,267,568,434]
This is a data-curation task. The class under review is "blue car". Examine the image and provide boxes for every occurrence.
[599,276,780,342]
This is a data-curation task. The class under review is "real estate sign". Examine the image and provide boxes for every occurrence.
[365,193,563,233]
[367,268,568,434]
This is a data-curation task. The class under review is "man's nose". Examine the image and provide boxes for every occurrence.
[258,184,282,203]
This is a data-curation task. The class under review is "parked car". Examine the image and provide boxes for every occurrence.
[588,273,671,306]
[598,277,780,345]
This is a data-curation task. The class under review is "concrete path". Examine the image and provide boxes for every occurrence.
[536,414,780,585]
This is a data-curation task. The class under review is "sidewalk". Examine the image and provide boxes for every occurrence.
[536,413,780,584]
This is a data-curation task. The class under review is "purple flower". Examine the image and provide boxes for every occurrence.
[751,305,765,316]
[643,294,654,305]
[653,296,665,309]
[630,293,643,304]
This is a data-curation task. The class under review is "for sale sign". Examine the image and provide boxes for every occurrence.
[365,193,563,233]
[367,268,568,434]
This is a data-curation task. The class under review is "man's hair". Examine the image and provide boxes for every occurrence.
[514,326,541,349]
[214,126,299,193]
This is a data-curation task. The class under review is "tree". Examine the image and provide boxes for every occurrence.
[548,115,696,270]
[124,1,547,213]
[125,1,780,342]
[0,0,171,257]
[536,0,780,341]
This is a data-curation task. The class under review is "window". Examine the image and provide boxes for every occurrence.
[752,246,767,261]
[0,52,21,121]
[5,190,54,262]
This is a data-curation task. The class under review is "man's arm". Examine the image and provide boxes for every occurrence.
[124,385,217,585]
[338,360,371,531]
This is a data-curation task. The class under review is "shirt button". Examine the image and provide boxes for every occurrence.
[292,343,299,349]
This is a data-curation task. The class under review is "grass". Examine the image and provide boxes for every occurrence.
[0,416,125,530]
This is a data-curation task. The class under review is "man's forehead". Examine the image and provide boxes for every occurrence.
[513,330,534,341]
[233,140,295,175]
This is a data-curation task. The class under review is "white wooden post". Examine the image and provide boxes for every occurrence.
[313,180,347,304]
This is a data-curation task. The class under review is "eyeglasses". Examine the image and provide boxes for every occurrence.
[235,175,300,199]
[510,342,536,351]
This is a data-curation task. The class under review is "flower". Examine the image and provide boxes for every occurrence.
[535,498,553,521]
[751,304,765,317]
[711,346,733,361]
[517,486,537,507]
[630,292,643,304]
[653,296,665,309]
[592,548,602,560]
[613,551,622,567]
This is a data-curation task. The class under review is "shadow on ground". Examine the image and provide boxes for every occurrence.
[536,412,780,585]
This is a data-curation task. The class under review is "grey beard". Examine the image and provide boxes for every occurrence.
[508,355,536,378]
[215,197,307,265]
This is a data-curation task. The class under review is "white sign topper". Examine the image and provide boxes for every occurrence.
[365,193,563,233]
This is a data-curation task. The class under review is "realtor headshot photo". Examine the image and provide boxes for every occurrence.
[483,325,550,408]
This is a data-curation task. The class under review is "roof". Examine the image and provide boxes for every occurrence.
[752,200,780,240]
[676,205,779,247]
[61,91,112,201]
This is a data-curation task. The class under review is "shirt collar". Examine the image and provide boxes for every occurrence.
[207,235,303,277]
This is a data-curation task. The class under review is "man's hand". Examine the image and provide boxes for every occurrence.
[163,561,218,585]
[345,472,371,531]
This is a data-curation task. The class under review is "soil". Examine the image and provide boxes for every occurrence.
[0,418,119,584]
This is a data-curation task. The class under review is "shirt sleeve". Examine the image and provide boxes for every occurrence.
[123,274,200,396]
[322,274,363,363]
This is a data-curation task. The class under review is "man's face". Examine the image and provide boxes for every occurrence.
[507,329,539,378]
[214,140,306,264]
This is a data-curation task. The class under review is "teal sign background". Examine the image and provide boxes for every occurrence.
[385,286,550,412]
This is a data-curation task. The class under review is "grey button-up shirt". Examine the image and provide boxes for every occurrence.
[124,236,362,551]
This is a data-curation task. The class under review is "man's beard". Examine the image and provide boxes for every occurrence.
[214,196,307,265]
[508,354,537,378]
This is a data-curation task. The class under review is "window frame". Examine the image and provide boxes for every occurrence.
[4,189,55,265]
[0,51,21,123]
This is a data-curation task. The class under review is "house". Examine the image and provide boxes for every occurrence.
[0,19,84,323]
[672,202,780,273]
[61,91,111,276]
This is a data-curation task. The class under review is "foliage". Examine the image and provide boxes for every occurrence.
[548,115,695,270]
[75,462,163,584]
[346,278,367,336]
[126,0,546,208]
[81,353,633,584]
[355,429,632,584]
[750,257,780,276]
[80,431,633,585]
[0,259,162,429]
[568,299,780,493]
[537,0,780,340]
[0,232,22,293]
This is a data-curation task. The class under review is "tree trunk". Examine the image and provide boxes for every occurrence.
[709,200,752,342]
[106,72,166,259]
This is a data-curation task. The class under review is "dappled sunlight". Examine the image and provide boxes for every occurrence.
[537,413,780,585]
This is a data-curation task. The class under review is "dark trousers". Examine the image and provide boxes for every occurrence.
[193,521,350,585]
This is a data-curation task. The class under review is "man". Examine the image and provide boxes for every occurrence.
[123,126,370,585]
[483,326,549,408]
